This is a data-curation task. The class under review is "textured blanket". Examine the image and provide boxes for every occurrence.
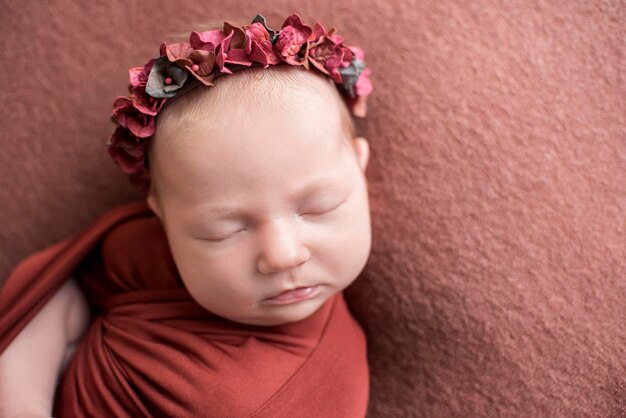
[1,1,624,416]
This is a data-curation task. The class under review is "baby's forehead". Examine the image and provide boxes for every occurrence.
[155,66,355,145]
[150,75,359,193]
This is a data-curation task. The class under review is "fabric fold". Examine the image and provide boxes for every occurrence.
[0,201,368,417]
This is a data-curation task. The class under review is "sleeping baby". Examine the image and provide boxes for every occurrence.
[0,13,373,417]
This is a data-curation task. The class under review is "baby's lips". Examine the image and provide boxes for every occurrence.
[264,286,320,303]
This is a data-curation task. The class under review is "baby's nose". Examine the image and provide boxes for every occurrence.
[256,219,310,274]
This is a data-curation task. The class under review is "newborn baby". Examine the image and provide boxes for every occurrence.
[0,14,373,417]
[146,64,372,327]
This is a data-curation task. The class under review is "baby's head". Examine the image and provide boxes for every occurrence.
[108,14,373,325]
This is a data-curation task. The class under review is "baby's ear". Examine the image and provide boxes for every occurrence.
[146,189,163,219]
[353,137,370,173]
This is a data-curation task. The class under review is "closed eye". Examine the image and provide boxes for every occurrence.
[300,200,345,217]
[202,229,246,242]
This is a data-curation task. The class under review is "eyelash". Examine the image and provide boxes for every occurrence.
[202,201,345,242]
[204,229,246,242]
[299,201,344,217]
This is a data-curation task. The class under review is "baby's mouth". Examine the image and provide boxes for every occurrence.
[263,285,320,305]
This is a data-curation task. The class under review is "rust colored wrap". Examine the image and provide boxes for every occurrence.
[0,202,369,417]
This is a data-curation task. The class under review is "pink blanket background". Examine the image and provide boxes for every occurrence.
[1,1,624,416]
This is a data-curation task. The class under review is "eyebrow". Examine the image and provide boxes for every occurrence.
[195,175,345,220]
[290,175,345,201]
[194,205,243,221]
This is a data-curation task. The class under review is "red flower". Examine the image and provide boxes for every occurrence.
[190,29,226,52]
[161,42,194,68]
[308,36,346,83]
[246,22,270,47]
[160,41,217,86]
[107,126,147,174]
[108,13,374,191]
[128,58,155,89]
[310,22,328,43]
[111,96,155,138]
[131,87,165,116]
[245,22,280,67]
[186,49,217,86]
[274,14,312,66]
[342,46,372,117]
[127,59,167,114]
[349,45,365,62]
[215,23,253,73]
[351,67,372,118]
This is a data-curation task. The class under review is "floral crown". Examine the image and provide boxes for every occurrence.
[108,13,373,192]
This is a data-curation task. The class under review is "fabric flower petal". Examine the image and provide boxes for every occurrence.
[111,96,156,138]
[355,67,373,97]
[107,127,147,174]
[309,36,346,82]
[108,13,374,190]
[185,49,217,85]
[128,59,155,89]
[245,22,270,51]
[338,58,367,97]
[310,22,328,42]
[273,13,313,66]
[132,88,165,116]
[251,14,278,43]
[146,56,189,98]
[162,42,194,68]
[222,23,253,67]
[274,26,309,66]
[190,29,226,52]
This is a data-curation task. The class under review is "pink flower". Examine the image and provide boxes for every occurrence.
[225,23,253,65]
[161,42,194,68]
[329,33,345,46]
[131,86,165,116]
[186,49,217,86]
[281,13,313,37]
[341,46,372,118]
[274,14,312,66]
[215,23,253,74]
[111,96,155,138]
[161,41,217,85]
[349,67,373,118]
[128,58,155,89]
[245,22,280,67]
[308,36,346,83]
[214,31,235,74]
[246,22,270,47]
[107,127,147,174]
[108,13,374,191]
[349,45,366,61]
[127,60,167,115]
[189,29,226,52]
[310,22,328,43]
[355,67,373,97]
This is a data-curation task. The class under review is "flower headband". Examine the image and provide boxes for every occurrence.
[108,13,373,192]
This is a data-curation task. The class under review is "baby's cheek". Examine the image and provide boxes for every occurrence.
[347,192,372,270]
[322,207,371,285]
[189,245,256,289]
[168,241,220,293]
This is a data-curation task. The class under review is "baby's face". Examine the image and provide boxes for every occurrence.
[147,69,371,325]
